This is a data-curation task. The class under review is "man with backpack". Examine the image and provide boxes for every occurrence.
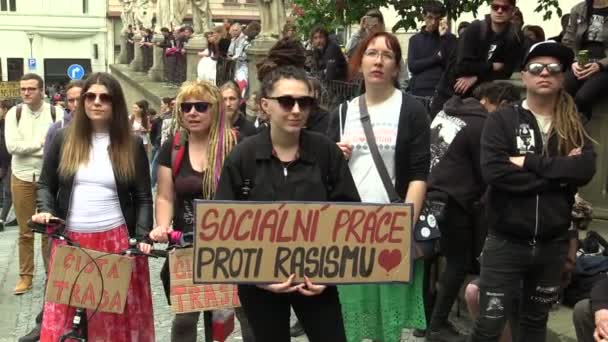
[429,0,523,116]
[5,73,62,295]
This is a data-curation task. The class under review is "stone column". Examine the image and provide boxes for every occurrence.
[148,33,165,81]
[185,34,207,82]
[118,32,129,64]
[245,37,277,94]
[129,33,144,72]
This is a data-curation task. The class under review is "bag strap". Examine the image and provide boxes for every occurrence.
[358,95,401,203]
[171,131,187,179]
[15,104,56,126]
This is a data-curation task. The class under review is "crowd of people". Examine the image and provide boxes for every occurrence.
[1,0,608,341]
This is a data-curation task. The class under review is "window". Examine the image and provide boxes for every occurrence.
[83,0,88,13]
[245,0,256,3]
[7,58,24,81]
[1,0,16,11]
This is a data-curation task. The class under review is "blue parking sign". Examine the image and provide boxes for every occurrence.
[67,64,85,80]
[28,58,36,70]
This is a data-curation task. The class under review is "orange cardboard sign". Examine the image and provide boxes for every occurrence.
[46,245,133,314]
[193,202,412,284]
[169,248,240,313]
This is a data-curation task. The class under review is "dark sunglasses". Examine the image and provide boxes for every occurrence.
[491,3,513,12]
[180,101,211,113]
[83,92,112,103]
[266,96,316,111]
[525,62,563,75]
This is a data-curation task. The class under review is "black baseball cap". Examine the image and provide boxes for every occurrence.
[523,40,575,71]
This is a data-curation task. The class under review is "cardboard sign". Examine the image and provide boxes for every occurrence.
[193,202,412,284]
[46,245,133,314]
[0,82,19,98]
[169,247,240,313]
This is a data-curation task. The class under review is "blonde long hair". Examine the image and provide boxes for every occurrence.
[59,72,135,180]
[174,80,237,199]
[549,90,594,155]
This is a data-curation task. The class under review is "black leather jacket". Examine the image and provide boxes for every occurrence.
[36,129,153,239]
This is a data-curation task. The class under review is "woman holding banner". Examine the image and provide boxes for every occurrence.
[32,72,154,341]
[327,31,431,342]
[149,80,256,342]
[214,65,361,341]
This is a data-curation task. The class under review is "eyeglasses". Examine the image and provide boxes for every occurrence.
[524,62,563,75]
[363,49,395,61]
[180,101,211,113]
[491,3,513,12]
[83,92,112,103]
[265,96,316,111]
[20,87,39,93]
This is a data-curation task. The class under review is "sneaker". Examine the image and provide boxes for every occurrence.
[18,324,41,342]
[14,275,33,295]
[290,321,305,337]
[426,323,466,342]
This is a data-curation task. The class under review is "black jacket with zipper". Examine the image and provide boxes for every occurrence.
[36,129,153,240]
[481,103,596,243]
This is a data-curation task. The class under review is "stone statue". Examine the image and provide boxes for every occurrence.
[258,0,287,38]
[120,0,137,33]
[192,0,213,34]
[156,0,172,29]
[135,0,156,29]
[171,0,189,28]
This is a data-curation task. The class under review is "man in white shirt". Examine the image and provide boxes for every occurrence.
[5,73,62,295]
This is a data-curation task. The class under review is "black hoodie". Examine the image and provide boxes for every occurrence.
[481,103,596,243]
[428,96,487,213]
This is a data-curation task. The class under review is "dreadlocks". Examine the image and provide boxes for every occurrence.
[174,80,237,199]
[550,89,594,155]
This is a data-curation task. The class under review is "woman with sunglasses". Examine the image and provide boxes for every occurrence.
[149,80,256,342]
[32,72,154,341]
[328,31,431,342]
[215,65,360,341]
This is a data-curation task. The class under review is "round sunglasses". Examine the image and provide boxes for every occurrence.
[83,92,112,104]
[524,62,563,75]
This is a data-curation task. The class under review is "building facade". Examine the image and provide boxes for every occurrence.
[0,0,108,85]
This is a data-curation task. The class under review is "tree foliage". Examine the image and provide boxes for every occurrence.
[292,0,563,37]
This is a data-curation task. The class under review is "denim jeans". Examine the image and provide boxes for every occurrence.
[469,234,568,342]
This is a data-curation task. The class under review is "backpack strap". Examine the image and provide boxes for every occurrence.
[50,106,56,123]
[171,131,187,179]
[16,104,22,125]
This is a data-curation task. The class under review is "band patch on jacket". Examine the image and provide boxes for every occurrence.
[516,123,535,154]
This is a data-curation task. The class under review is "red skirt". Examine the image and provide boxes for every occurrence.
[40,224,155,342]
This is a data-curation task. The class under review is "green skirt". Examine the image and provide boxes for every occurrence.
[338,260,426,342]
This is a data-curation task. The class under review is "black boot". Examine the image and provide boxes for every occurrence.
[426,322,466,342]
[18,325,41,342]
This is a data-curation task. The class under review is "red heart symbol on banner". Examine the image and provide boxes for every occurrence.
[378,249,402,273]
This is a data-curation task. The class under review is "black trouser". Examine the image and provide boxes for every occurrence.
[573,298,595,342]
[469,234,568,342]
[238,284,347,342]
[429,90,452,119]
[429,201,476,329]
[1,167,11,221]
[564,69,608,121]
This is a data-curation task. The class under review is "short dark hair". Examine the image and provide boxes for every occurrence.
[260,65,310,100]
[422,1,446,17]
[20,73,44,89]
[365,9,384,25]
[65,80,85,93]
[458,21,470,33]
[162,97,173,105]
[161,27,170,33]
[310,25,329,40]
[0,99,15,111]
[473,82,520,105]
[183,26,194,34]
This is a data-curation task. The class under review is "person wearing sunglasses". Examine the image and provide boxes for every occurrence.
[32,72,154,341]
[150,80,255,342]
[327,31,431,342]
[563,0,608,121]
[471,41,596,341]
[430,0,522,117]
[214,65,360,342]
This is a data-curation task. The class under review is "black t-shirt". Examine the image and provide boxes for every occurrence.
[583,7,608,60]
[158,139,207,233]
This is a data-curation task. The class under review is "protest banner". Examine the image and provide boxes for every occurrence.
[169,247,240,313]
[193,201,412,284]
[0,82,19,98]
[46,245,133,314]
